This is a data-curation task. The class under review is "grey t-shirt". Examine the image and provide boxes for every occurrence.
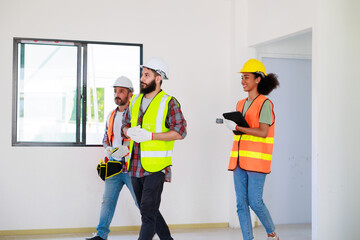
[141,96,153,112]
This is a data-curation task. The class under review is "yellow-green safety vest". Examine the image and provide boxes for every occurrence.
[128,91,175,172]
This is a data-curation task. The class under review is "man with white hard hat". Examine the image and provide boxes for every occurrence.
[86,76,138,240]
[122,57,187,240]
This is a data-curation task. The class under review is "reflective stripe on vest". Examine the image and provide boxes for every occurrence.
[228,95,275,173]
[128,91,175,172]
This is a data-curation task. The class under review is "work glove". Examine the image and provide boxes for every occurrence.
[128,126,153,143]
[104,146,114,159]
[112,145,130,160]
[126,125,141,138]
[224,119,237,131]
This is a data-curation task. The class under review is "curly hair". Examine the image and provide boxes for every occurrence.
[254,73,280,95]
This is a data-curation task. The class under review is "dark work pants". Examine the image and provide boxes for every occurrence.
[131,172,173,240]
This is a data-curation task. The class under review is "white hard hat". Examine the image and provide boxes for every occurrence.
[113,76,134,92]
[141,57,169,80]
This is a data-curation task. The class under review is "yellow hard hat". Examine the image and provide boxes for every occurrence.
[239,59,267,76]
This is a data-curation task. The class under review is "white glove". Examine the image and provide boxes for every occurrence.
[112,145,130,160]
[224,119,237,131]
[128,127,153,143]
[126,125,141,138]
[104,146,114,158]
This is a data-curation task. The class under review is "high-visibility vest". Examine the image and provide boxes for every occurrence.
[228,95,275,173]
[107,109,130,164]
[128,91,175,172]
[107,109,117,146]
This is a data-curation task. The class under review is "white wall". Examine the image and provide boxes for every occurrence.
[313,0,360,239]
[257,31,312,59]
[247,0,314,46]
[0,0,233,231]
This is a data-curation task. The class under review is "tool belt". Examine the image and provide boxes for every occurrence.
[96,160,123,181]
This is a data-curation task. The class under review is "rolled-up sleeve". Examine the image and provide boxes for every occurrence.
[166,98,187,139]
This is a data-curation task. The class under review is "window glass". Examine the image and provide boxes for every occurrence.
[86,44,140,145]
[17,43,78,142]
[13,39,142,146]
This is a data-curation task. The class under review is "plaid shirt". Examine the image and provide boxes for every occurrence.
[122,91,187,182]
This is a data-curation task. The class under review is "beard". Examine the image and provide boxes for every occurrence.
[140,78,156,94]
[114,95,129,106]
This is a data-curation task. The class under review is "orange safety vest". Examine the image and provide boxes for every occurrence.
[106,109,130,165]
[107,110,117,146]
[228,95,275,173]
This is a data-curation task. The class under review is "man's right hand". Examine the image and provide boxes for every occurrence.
[112,146,130,160]
[105,146,114,158]
[127,125,153,143]
[126,125,141,138]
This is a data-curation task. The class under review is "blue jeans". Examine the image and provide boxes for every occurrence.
[97,172,137,239]
[233,166,275,240]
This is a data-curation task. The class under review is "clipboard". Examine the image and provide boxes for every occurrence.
[223,111,249,135]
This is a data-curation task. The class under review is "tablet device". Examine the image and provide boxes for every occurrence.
[223,111,249,135]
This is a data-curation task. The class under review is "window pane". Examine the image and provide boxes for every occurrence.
[86,44,141,145]
[17,43,78,142]
[13,38,142,146]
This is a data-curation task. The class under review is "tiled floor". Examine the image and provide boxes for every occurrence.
[0,223,311,240]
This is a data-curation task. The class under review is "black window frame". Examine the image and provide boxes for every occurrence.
[12,37,143,147]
